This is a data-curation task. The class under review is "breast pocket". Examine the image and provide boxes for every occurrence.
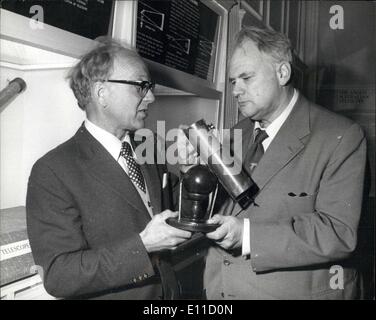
[282,192,317,216]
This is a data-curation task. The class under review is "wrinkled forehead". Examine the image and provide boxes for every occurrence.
[231,40,261,62]
[111,52,150,80]
[229,40,273,74]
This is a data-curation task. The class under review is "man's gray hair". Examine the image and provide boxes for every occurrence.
[67,37,140,110]
[234,26,292,64]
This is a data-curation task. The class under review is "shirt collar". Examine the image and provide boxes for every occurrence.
[255,89,298,142]
[85,119,129,161]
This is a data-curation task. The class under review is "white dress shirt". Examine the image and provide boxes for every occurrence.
[242,89,298,257]
[84,119,154,217]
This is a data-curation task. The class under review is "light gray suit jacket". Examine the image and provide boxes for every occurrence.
[204,93,367,299]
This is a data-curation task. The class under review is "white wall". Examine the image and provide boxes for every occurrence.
[0,66,85,209]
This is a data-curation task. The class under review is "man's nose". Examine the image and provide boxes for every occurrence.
[232,81,243,98]
[144,89,155,103]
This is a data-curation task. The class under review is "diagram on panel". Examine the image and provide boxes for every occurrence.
[199,40,214,57]
[167,34,191,54]
[139,1,165,31]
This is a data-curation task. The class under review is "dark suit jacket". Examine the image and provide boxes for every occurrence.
[204,93,367,299]
[26,124,174,299]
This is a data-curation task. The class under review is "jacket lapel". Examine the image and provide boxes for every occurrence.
[250,94,311,193]
[75,125,151,219]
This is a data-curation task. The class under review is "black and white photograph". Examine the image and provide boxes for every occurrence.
[0,0,374,305]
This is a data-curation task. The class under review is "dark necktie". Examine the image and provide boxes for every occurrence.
[120,141,146,193]
[244,128,269,174]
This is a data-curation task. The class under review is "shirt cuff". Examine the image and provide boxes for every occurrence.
[242,218,251,257]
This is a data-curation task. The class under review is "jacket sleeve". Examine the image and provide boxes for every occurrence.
[249,123,367,272]
[26,160,156,298]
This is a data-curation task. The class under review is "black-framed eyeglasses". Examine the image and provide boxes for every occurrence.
[104,80,155,96]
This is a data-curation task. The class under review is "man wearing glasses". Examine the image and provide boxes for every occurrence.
[26,39,191,299]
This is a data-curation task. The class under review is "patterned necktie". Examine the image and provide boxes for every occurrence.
[244,128,269,174]
[120,141,146,193]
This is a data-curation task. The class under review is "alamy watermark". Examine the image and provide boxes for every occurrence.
[329,5,344,30]
[329,265,344,290]
[29,5,44,30]
[132,121,244,175]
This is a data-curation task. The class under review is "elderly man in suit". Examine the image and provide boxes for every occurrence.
[26,39,191,299]
[201,27,367,299]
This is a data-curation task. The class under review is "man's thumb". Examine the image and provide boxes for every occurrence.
[160,210,178,220]
[207,214,223,224]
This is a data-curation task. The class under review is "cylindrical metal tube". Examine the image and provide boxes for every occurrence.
[0,78,27,113]
[184,119,258,209]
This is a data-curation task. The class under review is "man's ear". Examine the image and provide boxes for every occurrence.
[276,62,291,86]
[93,82,107,108]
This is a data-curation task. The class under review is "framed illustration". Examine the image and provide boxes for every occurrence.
[1,0,114,40]
[136,0,220,83]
